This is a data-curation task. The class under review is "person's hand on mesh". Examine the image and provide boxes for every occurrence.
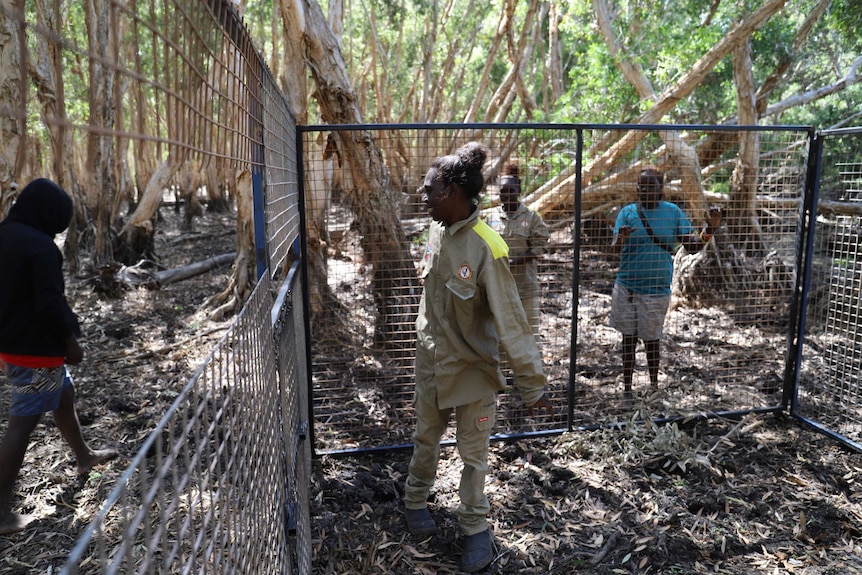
[528,392,554,417]
[618,225,634,242]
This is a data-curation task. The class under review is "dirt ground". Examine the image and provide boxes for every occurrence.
[0,209,861,574]
[310,415,862,574]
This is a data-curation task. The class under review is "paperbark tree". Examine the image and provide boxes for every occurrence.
[84,0,118,265]
[197,10,259,318]
[593,0,706,217]
[277,0,336,319]
[546,2,565,108]
[0,0,25,216]
[284,0,420,351]
[30,0,87,271]
[729,37,763,256]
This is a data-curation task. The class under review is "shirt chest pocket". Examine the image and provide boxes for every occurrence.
[445,277,478,334]
[446,278,476,301]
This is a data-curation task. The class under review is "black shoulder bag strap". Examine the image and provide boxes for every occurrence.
[636,204,676,254]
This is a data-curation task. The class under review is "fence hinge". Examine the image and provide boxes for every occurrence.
[285,499,298,534]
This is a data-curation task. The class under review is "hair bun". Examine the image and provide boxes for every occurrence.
[458,141,488,172]
[503,162,520,178]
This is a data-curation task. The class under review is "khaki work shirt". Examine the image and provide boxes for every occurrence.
[416,209,546,409]
[489,204,549,299]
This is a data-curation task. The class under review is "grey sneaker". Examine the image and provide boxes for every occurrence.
[461,529,494,572]
[405,507,437,536]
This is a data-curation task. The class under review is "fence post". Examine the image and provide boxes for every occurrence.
[253,162,267,280]
[568,127,584,433]
[784,129,822,413]
[295,127,317,454]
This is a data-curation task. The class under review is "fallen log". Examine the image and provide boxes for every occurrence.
[93,253,236,296]
[149,253,236,286]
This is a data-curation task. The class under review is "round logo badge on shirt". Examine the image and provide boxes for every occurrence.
[458,263,473,280]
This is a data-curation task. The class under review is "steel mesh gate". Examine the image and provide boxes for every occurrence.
[793,127,862,450]
[299,123,815,455]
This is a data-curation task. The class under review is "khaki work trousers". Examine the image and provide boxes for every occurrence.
[404,386,496,536]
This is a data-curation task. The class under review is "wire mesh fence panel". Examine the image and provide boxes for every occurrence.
[301,124,812,453]
[301,126,584,452]
[575,126,809,427]
[795,128,862,446]
[0,0,265,181]
[60,277,304,574]
[262,73,301,277]
[273,263,313,575]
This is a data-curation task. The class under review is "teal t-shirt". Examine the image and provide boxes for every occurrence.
[613,201,693,295]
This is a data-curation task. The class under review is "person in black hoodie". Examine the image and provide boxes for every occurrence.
[0,178,117,534]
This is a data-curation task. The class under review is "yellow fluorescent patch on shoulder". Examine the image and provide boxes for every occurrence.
[472,219,509,259]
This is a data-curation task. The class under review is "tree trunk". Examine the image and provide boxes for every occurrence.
[480,0,539,130]
[277,0,340,317]
[206,169,255,320]
[300,0,420,351]
[0,0,24,215]
[205,161,231,213]
[31,0,87,271]
[130,11,154,214]
[546,2,564,106]
[461,4,506,124]
[418,0,438,124]
[85,0,118,266]
[119,157,178,261]
[175,159,204,231]
[729,38,763,256]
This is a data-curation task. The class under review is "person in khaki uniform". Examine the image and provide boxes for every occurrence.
[494,162,549,335]
[403,142,553,573]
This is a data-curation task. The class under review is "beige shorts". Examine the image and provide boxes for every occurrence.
[609,283,670,341]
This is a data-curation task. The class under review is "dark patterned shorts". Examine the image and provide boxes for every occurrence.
[6,364,72,416]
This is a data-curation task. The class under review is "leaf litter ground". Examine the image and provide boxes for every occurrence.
[0,210,860,574]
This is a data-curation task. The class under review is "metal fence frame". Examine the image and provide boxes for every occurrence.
[60,263,311,574]
[792,126,862,453]
[299,122,842,457]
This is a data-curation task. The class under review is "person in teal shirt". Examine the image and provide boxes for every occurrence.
[609,168,722,397]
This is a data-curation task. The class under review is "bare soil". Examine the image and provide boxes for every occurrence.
[0,209,861,575]
[310,415,862,574]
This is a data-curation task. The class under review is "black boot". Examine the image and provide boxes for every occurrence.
[461,529,494,572]
[405,507,437,536]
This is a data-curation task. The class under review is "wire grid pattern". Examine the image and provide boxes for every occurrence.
[261,75,301,277]
[0,0,316,572]
[795,128,862,445]
[61,275,307,574]
[1,0,263,175]
[273,263,313,574]
[301,125,811,453]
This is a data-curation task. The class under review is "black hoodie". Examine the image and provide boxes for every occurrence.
[0,178,81,358]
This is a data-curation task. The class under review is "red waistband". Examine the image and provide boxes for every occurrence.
[0,353,65,368]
